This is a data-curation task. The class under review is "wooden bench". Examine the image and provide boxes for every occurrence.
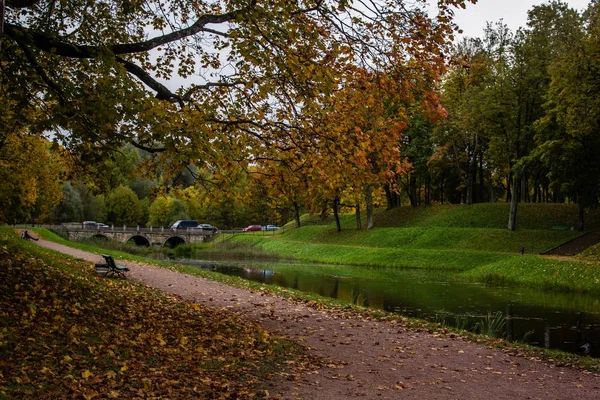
[95,254,129,278]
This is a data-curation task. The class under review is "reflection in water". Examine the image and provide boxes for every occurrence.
[180,259,600,357]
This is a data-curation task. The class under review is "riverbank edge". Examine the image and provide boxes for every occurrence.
[16,227,600,372]
[228,233,600,295]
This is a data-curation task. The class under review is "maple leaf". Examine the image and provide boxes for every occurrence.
[81,370,93,379]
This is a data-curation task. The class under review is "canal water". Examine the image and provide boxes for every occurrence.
[177,258,600,357]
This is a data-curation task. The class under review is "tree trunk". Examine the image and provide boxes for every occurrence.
[293,201,301,228]
[478,152,485,203]
[520,174,528,203]
[409,175,417,206]
[384,184,393,210]
[425,173,431,206]
[365,185,374,229]
[470,158,477,204]
[355,202,362,230]
[333,197,341,232]
[465,168,472,205]
[417,175,421,206]
[578,202,585,232]
[508,172,520,231]
[506,168,513,203]
[384,183,400,210]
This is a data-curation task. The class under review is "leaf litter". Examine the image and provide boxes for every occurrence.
[0,232,315,399]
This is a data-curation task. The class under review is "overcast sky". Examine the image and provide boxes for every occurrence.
[449,0,592,38]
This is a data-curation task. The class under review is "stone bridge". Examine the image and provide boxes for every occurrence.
[63,226,215,247]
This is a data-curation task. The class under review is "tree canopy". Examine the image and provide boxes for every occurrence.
[2,0,470,170]
[10,1,600,232]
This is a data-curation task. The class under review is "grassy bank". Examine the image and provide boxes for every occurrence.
[371,203,600,230]
[5,226,599,373]
[463,256,600,293]
[0,229,303,399]
[272,225,579,254]
[223,204,600,294]
[233,235,505,270]
[231,234,600,293]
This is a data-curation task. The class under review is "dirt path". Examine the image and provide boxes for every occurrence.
[542,232,600,256]
[32,239,600,399]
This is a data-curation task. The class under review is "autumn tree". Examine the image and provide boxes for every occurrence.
[0,134,64,223]
[2,0,474,199]
[308,68,418,230]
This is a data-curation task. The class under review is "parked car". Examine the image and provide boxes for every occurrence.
[198,223,218,232]
[243,225,262,232]
[171,220,199,229]
[261,225,279,231]
[82,221,110,229]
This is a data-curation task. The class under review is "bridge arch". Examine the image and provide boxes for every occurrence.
[91,234,109,240]
[126,235,151,247]
[164,236,186,248]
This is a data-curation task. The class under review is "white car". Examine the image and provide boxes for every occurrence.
[261,225,280,231]
[198,223,218,232]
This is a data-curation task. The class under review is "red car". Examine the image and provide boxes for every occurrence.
[243,225,262,232]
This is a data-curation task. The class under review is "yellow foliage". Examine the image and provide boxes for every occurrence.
[0,134,65,223]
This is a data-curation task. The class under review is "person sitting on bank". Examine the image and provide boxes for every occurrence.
[21,230,39,241]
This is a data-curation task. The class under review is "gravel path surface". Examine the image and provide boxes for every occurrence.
[542,232,600,256]
[33,239,600,399]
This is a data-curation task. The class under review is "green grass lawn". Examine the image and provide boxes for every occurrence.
[277,225,578,254]
[223,203,600,294]
[22,202,600,294]
[462,256,600,293]
[371,203,600,230]
[233,235,505,270]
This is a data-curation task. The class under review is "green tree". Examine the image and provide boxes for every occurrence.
[73,183,104,222]
[534,1,600,231]
[435,36,491,206]
[129,177,156,200]
[504,2,582,229]
[54,182,84,223]
[400,115,437,206]
[147,196,187,227]
[105,186,142,226]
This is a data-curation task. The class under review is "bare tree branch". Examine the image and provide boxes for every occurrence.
[130,141,167,153]
[182,81,246,101]
[115,56,181,103]
[4,4,255,57]
[6,0,40,8]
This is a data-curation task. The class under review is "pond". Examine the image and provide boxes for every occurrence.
[173,258,600,357]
